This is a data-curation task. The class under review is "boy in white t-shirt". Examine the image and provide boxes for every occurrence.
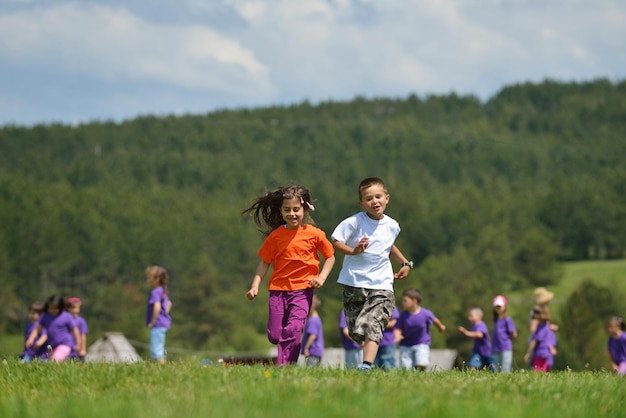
[332,177,413,372]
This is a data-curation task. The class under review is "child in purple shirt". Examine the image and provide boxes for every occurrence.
[492,295,517,373]
[146,266,172,363]
[459,307,495,371]
[25,295,79,362]
[524,305,557,372]
[375,306,399,370]
[20,302,47,362]
[607,316,626,375]
[67,297,89,361]
[302,295,324,367]
[339,310,363,369]
[394,289,446,371]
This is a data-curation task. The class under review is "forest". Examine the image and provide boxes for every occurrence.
[1,78,625,368]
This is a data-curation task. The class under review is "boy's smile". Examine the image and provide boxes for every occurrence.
[359,184,389,220]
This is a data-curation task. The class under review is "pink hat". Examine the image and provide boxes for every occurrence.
[493,295,507,307]
[66,297,82,306]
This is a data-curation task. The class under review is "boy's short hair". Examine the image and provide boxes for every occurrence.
[402,288,422,304]
[358,177,387,199]
[312,295,321,309]
[29,302,44,313]
[469,307,483,318]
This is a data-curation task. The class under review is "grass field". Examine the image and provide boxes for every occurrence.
[1,360,624,418]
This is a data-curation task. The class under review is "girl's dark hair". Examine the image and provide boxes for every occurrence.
[609,316,625,331]
[242,184,315,236]
[44,295,65,313]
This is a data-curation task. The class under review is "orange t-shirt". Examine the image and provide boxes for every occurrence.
[258,224,334,291]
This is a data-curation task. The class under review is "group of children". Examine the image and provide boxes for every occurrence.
[20,176,626,374]
[21,296,88,362]
[243,177,626,374]
[21,265,172,364]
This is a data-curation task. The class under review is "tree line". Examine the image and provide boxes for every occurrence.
[0,78,625,366]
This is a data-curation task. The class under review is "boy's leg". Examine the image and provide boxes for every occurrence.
[415,344,430,371]
[398,345,413,370]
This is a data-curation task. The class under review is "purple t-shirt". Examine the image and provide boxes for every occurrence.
[339,310,360,350]
[395,307,436,347]
[531,322,555,360]
[472,321,492,357]
[22,322,47,358]
[546,328,557,367]
[146,286,171,329]
[302,315,324,358]
[608,332,626,364]
[492,316,516,352]
[38,311,77,349]
[380,307,400,347]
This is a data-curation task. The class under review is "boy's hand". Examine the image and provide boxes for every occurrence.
[352,237,369,255]
[458,326,468,335]
[394,266,410,280]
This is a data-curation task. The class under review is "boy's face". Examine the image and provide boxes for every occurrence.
[28,310,41,323]
[608,321,621,337]
[468,311,481,324]
[359,184,389,220]
[401,295,418,310]
[280,197,304,230]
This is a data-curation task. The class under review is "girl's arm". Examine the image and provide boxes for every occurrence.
[148,301,161,328]
[524,340,537,363]
[434,317,446,332]
[34,333,47,349]
[71,326,80,350]
[165,300,172,314]
[390,245,411,279]
[79,333,87,357]
[247,260,270,300]
[25,324,43,348]
[609,351,618,372]
[303,334,316,357]
[309,255,336,289]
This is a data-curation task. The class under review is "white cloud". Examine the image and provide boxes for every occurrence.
[0,2,273,96]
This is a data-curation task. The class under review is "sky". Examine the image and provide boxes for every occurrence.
[1,0,624,127]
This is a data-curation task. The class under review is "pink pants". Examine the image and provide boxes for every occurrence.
[50,345,72,362]
[532,357,549,372]
[267,289,313,365]
[617,361,626,375]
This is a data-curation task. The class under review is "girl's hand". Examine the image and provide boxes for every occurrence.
[352,237,369,255]
[524,353,531,363]
[309,276,326,289]
[246,288,258,300]
[25,337,34,348]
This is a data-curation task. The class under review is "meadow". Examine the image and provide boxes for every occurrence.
[1,359,624,418]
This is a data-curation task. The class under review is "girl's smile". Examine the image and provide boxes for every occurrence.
[281,197,304,229]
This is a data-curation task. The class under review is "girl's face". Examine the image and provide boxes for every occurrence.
[47,304,61,316]
[147,274,159,289]
[67,303,81,316]
[494,305,505,315]
[281,197,305,230]
[608,320,622,337]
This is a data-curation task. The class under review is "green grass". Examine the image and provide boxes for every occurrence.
[1,360,624,418]
[553,259,626,299]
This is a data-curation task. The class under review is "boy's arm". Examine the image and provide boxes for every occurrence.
[72,326,80,349]
[25,325,42,348]
[393,328,403,344]
[79,333,88,356]
[458,326,482,339]
[333,238,369,255]
[309,255,336,289]
[434,317,446,332]
[247,260,270,300]
[390,245,411,279]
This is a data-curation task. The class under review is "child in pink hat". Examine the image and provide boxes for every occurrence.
[492,295,517,373]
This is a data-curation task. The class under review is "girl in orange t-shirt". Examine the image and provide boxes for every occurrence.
[243,184,335,365]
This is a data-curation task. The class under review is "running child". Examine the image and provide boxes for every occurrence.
[332,177,413,372]
[524,304,557,372]
[66,297,89,361]
[607,316,626,375]
[394,288,446,371]
[244,184,335,365]
[459,307,495,371]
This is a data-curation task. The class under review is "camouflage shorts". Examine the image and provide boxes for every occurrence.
[342,285,395,345]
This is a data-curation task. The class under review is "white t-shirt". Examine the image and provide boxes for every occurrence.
[332,212,401,291]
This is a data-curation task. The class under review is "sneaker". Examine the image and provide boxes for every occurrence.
[359,363,372,372]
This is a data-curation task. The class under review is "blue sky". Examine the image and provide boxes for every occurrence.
[1,0,624,127]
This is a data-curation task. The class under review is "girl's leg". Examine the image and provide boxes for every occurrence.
[50,345,72,362]
[278,289,313,365]
[267,291,285,345]
[150,327,167,363]
[493,352,504,372]
[501,350,513,373]
[532,357,548,372]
